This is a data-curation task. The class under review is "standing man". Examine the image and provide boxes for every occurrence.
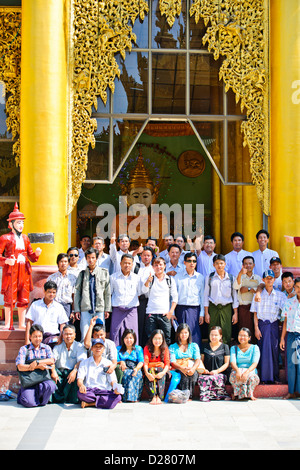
[269,257,283,291]
[204,254,238,346]
[196,235,216,278]
[67,247,81,278]
[251,269,285,383]
[78,235,92,262]
[78,237,112,274]
[109,254,141,346]
[165,243,184,276]
[175,235,188,263]
[280,277,300,399]
[137,246,155,347]
[109,233,140,273]
[159,234,174,262]
[225,232,252,277]
[175,252,204,347]
[0,203,42,330]
[252,229,279,278]
[233,255,261,340]
[47,253,77,318]
[74,247,111,341]
[142,257,178,346]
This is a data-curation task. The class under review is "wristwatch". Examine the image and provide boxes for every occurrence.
[36,360,40,365]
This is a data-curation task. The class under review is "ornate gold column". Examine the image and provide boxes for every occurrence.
[20,0,69,266]
[269,0,300,267]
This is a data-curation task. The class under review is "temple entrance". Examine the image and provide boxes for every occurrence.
[76,0,252,252]
[77,120,213,249]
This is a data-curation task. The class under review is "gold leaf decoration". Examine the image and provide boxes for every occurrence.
[0,8,21,166]
[68,0,149,214]
[190,0,270,215]
[159,0,182,26]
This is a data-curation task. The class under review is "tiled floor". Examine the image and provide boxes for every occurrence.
[1,398,300,451]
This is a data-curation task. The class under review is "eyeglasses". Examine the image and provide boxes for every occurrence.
[185,259,196,263]
[69,254,79,257]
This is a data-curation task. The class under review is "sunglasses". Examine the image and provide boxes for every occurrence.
[185,259,196,263]
[69,254,79,257]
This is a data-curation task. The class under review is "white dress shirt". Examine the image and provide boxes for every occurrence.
[25,299,69,335]
[77,355,117,390]
[196,250,216,278]
[175,269,204,316]
[110,271,141,308]
[109,244,139,273]
[53,341,87,370]
[204,272,239,309]
[252,248,279,278]
[225,249,252,277]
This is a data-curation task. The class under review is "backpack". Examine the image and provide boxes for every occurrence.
[208,271,234,299]
[149,274,172,300]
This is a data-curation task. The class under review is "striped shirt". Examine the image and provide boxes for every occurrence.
[250,288,285,323]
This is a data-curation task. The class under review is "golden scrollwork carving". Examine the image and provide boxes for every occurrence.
[68,0,149,214]
[190,0,270,215]
[159,0,182,27]
[0,8,21,165]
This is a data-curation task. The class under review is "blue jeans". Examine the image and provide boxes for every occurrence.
[80,311,104,342]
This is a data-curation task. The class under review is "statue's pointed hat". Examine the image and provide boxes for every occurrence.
[7,202,25,221]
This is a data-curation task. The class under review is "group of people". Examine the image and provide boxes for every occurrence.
[14,228,300,408]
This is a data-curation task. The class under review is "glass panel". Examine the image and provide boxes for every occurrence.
[190,54,223,115]
[193,121,224,179]
[226,88,244,116]
[152,53,185,114]
[0,83,20,212]
[113,119,146,174]
[227,120,252,183]
[132,3,149,49]
[0,202,14,236]
[113,52,148,114]
[189,14,207,50]
[86,119,109,180]
[152,0,186,49]
[0,83,12,139]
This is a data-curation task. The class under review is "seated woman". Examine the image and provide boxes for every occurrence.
[143,329,170,405]
[51,324,87,404]
[116,329,144,402]
[198,326,230,401]
[16,324,57,408]
[169,323,201,399]
[229,327,261,401]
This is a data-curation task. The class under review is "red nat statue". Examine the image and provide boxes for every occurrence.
[0,203,42,330]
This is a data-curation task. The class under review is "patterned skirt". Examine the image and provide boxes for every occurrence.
[121,369,144,402]
[198,373,229,401]
[229,369,260,399]
[144,367,166,400]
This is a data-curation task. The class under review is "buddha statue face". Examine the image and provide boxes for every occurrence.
[127,186,154,209]
[122,149,159,210]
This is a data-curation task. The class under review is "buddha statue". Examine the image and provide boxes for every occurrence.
[112,149,169,250]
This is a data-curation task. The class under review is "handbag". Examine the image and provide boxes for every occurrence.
[17,346,51,389]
